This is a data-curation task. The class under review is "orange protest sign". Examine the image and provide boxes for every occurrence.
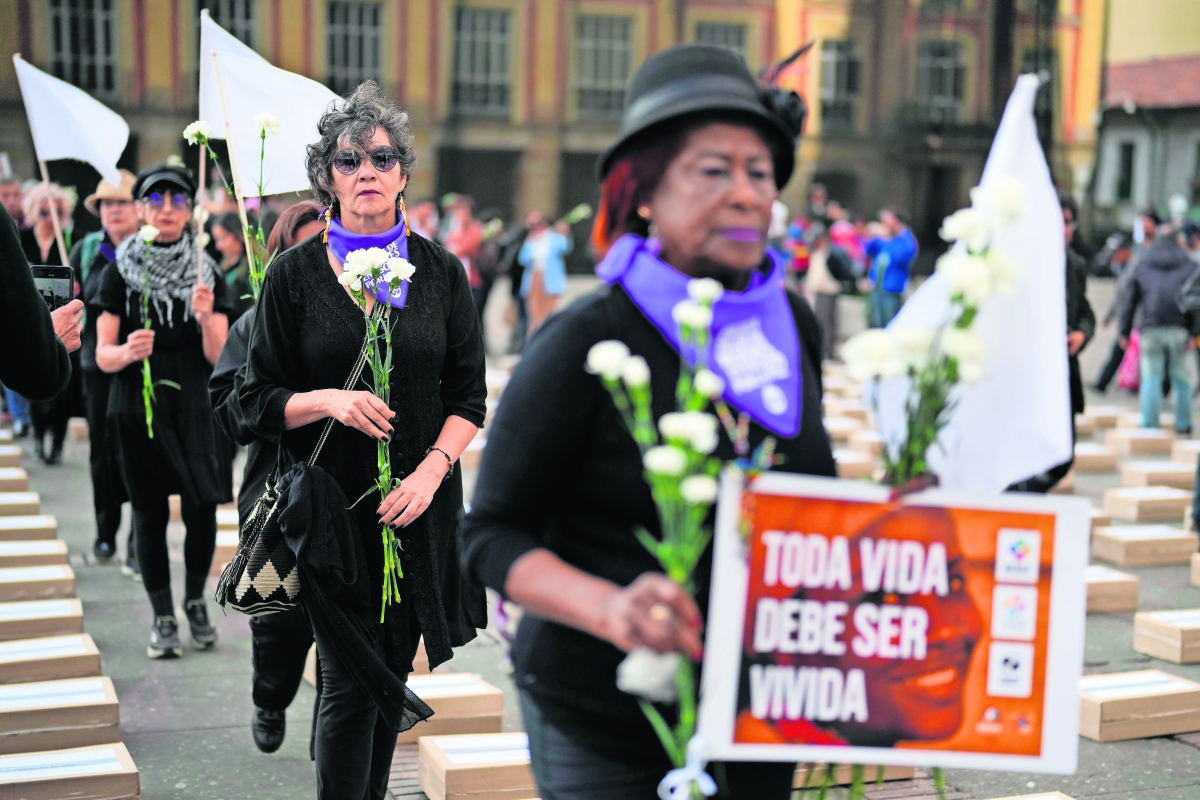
[698,473,1089,774]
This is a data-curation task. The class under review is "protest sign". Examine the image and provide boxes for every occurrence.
[698,472,1088,773]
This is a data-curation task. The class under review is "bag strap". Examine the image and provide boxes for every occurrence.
[307,333,371,467]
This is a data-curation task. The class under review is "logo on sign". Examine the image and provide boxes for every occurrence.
[990,585,1038,641]
[994,529,1041,584]
[986,641,1035,698]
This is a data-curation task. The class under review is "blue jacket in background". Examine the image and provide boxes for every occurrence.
[865,229,918,294]
[519,231,572,297]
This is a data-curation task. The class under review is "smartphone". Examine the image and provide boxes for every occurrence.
[31,266,74,311]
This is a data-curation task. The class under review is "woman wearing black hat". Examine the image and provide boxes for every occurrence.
[462,45,834,799]
[95,163,234,659]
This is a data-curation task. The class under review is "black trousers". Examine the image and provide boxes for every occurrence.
[250,607,313,712]
[132,494,217,594]
[519,692,796,800]
[312,620,398,800]
[82,371,128,546]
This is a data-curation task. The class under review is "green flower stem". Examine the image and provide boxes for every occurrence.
[140,275,155,439]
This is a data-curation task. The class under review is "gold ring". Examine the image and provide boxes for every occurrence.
[648,603,672,623]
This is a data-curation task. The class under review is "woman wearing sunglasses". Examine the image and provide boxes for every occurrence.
[239,82,487,799]
[95,163,234,659]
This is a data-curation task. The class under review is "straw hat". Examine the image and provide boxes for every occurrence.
[83,169,136,216]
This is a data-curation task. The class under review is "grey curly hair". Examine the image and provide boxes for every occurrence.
[305,81,416,208]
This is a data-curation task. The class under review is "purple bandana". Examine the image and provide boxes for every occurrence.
[596,234,802,438]
[326,214,411,308]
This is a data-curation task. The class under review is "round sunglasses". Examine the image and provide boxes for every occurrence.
[333,146,399,175]
[143,192,192,211]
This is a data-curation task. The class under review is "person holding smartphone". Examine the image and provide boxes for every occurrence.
[95,164,233,659]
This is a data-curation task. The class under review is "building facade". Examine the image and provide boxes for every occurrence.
[0,0,1105,265]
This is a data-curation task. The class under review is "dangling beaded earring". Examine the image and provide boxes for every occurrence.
[322,201,336,244]
[398,195,411,237]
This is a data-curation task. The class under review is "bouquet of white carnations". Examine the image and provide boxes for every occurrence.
[841,177,1026,486]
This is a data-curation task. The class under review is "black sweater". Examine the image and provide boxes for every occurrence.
[209,308,271,522]
[461,282,836,736]
[0,206,71,400]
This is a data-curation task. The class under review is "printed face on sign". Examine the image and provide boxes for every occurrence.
[739,506,983,747]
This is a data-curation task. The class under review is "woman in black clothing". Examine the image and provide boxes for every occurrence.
[95,163,232,659]
[238,82,487,800]
[21,182,83,464]
[461,45,832,800]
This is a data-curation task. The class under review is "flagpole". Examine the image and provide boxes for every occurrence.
[196,143,208,283]
[210,51,256,266]
[36,159,69,267]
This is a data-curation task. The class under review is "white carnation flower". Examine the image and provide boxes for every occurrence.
[671,300,713,331]
[692,369,725,399]
[659,412,720,454]
[344,247,388,278]
[892,326,937,371]
[183,120,214,145]
[643,445,688,476]
[970,176,1026,227]
[942,327,986,384]
[680,474,719,505]
[939,207,993,253]
[337,270,363,291]
[586,340,631,380]
[686,278,725,305]
[138,225,160,243]
[936,251,992,305]
[253,112,281,137]
[386,257,416,282]
[841,329,904,383]
[986,247,1018,293]
[622,356,651,388]
[616,648,680,704]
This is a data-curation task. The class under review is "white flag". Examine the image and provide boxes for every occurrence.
[874,74,1071,493]
[198,13,342,197]
[13,55,129,186]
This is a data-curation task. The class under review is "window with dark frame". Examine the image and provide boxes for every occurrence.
[575,15,633,118]
[1116,142,1136,202]
[197,0,256,49]
[49,0,119,100]
[452,7,513,117]
[326,2,382,96]
[915,40,965,124]
[820,40,860,134]
[695,21,749,63]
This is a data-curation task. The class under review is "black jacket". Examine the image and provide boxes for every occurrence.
[0,206,71,400]
[1067,248,1096,415]
[1120,237,1199,336]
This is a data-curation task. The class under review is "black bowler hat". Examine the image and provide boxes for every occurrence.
[597,44,808,189]
[133,163,197,200]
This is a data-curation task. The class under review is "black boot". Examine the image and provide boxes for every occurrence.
[252,708,286,753]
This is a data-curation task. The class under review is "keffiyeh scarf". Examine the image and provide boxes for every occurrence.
[115,229,219,327]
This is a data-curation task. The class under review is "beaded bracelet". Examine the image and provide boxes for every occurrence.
[425,446,455,480]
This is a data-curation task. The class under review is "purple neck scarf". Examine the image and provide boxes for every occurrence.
[326,214,411,308]
[596,234,802,438]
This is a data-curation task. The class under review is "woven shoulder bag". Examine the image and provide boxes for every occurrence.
[216,336,369,615]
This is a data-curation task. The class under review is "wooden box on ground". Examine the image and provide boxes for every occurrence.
[1049,471,1076,494]
[216,509,238,532]
[0,635,101,684]
[0,600,83,642]
[1076,414,1098,438]
[0,471,28,494]
[0,676,119,754]
[418,733,536,800]
[1082,406,1123,429]
[1103,487,1192,522]
[1093,525,1198,566]
[0,743,139,800]
[0,447,20,468]
[793,764,915,788]
[1079,670,1200,741]
[823,417,862,443]
[1193,553,1200,587]
[66,419,88,443]
[210,530,238,576]
[168,495,181,524]
[460,438,486,471]
[0,541,67,569]
[1091,508,1112,532]
[1106,429,1175,456]
[1173,440,1200,465]
[0,431,10,445]
[834,450,874,480]
[849,429,883,457]
[0,496,40,518]
[0,566,75,602]
[0,517,55,542]
[1074,443,1118,473]
[979,794,1076,800]
[1086,565,1139,612]
[397,674,505,744]
[1134,609,1200,663]
[1121,461,1197,489]
[1118,412,1174,430]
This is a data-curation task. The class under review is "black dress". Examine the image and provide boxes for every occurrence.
[461,280,836,794]
[95,256,235,508]
[239,230,488,675]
